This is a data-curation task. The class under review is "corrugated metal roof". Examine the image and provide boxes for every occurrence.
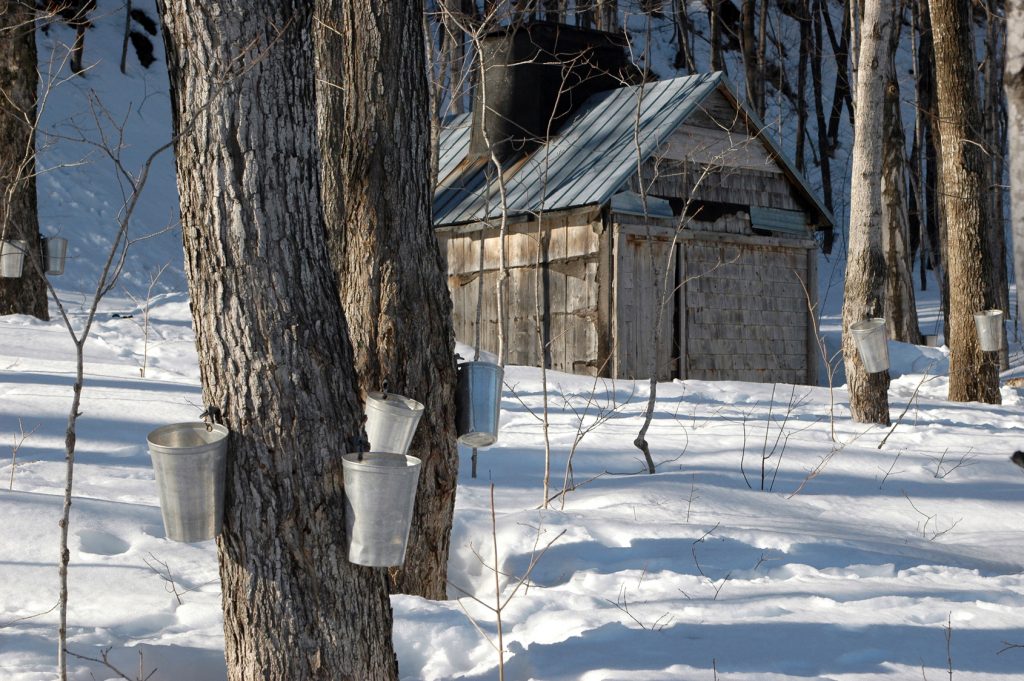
[436,112,472,184]
[433,72,834,229]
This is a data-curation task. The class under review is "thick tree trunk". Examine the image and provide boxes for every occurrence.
[315,0,458,600]
[980,1,1009,368]
[1008,1,1024,328]
[881,6,920,345]
[842,0,891,425]
[158,3,399,678]
[0,1,47,320]
[930,0,1001,404]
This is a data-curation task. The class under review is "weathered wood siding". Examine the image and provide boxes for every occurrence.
[612,223,678,380]
[634,158,804,215]
[638,90,808,218]
[437,210,608,374]
[680,232,816,384]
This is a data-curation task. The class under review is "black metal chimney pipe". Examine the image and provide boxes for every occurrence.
[469,21,630,163]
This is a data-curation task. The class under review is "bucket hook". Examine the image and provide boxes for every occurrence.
[200,405,223,432]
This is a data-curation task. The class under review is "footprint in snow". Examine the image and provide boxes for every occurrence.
[77,529,131,556]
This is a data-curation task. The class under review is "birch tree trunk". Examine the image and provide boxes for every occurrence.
[881,4,920,345]
[158,3,399,678]
[315,0,458,600]
[842,0,891,425]
[0,1,47,320]
[930,0,1001,404]
[1008,1,1024,328]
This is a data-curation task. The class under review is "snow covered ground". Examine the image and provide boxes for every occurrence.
[4,6,1024,681]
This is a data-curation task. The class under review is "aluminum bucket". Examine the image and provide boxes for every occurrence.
[147,422,229,543]
[364,391,424,455]
[455,361,503,447]
[973,309,1003,352]
[342,452,421,567]
[44,237,67,275]
[849,318,889,374]
[0,239,27,278]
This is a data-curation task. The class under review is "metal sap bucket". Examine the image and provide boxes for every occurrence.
[147,422,229,542]
[973,309,1003,352]
[0,239,27,278]
[342,452,421,567]
[849,318,889,374]
[363,391,424,455]
[455,361,503,447]
[44,237,67,275]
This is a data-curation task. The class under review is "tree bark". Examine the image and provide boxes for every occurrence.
[158,2,399,678]
[842,0,891,425]
[881,4,920,345]
[1007,0,1024,328]
[979,0,1009,369]
[741,0,764,117]
[315,0,459,600]
[930,0,1001,404]
[0,0,47,320]
[709,0,724,72]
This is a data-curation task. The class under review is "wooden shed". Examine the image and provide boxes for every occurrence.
[434,41,832,384]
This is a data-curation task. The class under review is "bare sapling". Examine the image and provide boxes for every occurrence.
[875,362,937,449]
[124,261,170,378]
[8,418,39,490]
[20,87,178,677]
[448,483,565,681]
[795,267,842,442]
[903,492,961,541]
[66,647,155,681]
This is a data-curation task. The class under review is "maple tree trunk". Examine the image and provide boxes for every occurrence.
[931,0,1001,404]
[0,1,47,320]
[158,2,399,677]
[1007,1,1024,328]
[315,0,459,600]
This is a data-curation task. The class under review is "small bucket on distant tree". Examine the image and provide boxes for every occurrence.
[44,237,68,276]
[147,422,229,543]
[0,239,27,278]
[973,309,1003,352]
[850,318,889,374]
[455,361,503,448]
[342,452,421,567]
[363,391,423,456]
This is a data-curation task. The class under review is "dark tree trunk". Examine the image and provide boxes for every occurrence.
[0,1,48,320]
[795,0,810,172]
[709,0,724,72]
[881,2,920,345]
[157,2,399,678]
[979,0,1009,368]
[918,0,948,330]
[673,0,697,72]
[315,0,459,600]
[930,0,1001,404]
[1008,0,1024,329]
[824,0,854,148]
[741,0,764,117]
[811,0,834,252]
